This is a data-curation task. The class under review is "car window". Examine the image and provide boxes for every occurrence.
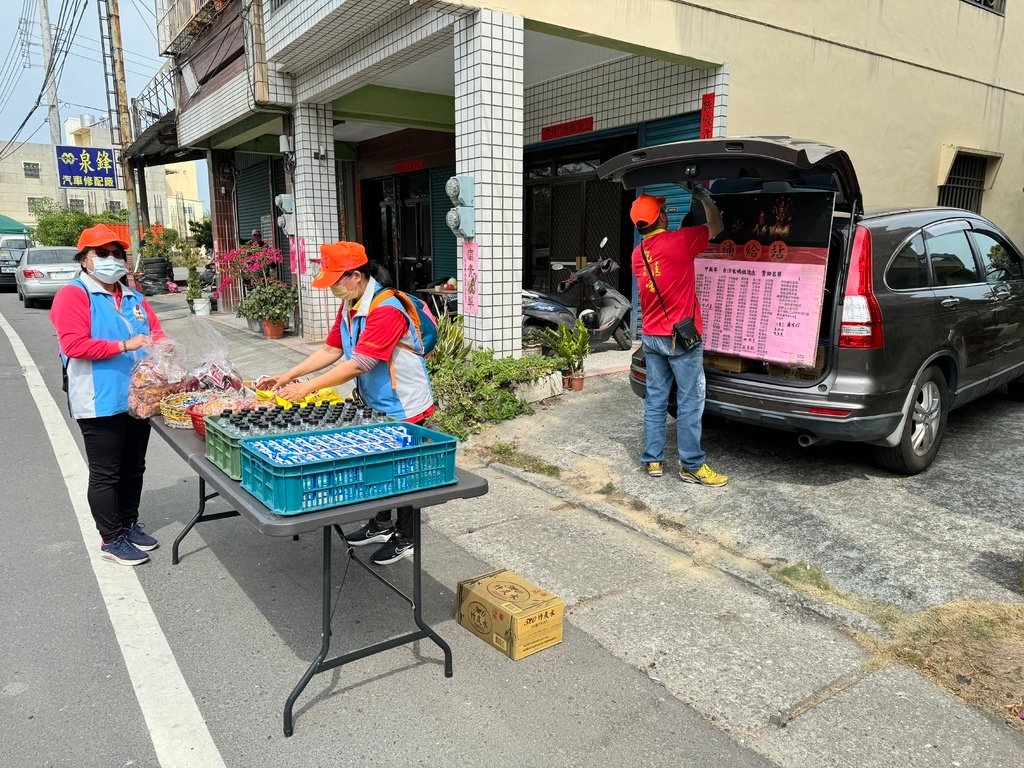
[969,230,1024,283]
[886,234,929,290]
[27,249,78,265]
[925,230,981,286]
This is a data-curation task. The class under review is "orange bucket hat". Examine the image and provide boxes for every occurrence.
[75,223,130,257]
[629,195,666,228]
[312,241,368,288]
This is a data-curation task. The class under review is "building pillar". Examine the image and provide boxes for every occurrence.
[208,149,240,312]
[454,10,524,357]
[292,103,339,340]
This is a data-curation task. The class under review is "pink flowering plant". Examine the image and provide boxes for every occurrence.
[211,244,283,302]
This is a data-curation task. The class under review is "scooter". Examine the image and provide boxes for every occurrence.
[522,238,632,350]
[200,261,216,290]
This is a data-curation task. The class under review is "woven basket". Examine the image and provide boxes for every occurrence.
[160,392,214,429]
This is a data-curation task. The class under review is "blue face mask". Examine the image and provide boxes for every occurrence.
[90,256,127,283]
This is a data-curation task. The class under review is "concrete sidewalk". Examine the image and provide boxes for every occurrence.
[149,293,1024,767]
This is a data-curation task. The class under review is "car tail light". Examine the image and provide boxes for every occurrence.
[22,269,44,279]
[807,407,851,417]
[839,226,884,349]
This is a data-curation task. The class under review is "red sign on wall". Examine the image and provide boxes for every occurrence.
[700,93,716,139]
[394,159,425,174]
[540,116,594,142]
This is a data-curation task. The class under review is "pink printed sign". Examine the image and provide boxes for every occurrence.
[695,192,835,367]
[462,241,480,316]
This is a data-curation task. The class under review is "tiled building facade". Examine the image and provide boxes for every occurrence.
[151,0,1023,349]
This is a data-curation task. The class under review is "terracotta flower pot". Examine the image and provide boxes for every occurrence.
[569,372,585,391]
[262,319,286,339]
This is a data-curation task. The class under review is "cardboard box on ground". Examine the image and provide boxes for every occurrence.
[456,570,564,660]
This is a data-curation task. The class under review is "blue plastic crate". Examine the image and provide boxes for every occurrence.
[239,423,458,515]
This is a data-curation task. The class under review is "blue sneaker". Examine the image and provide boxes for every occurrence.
[101,534,150,566]
[125,522,159,551]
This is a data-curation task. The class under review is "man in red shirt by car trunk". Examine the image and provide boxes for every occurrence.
[630,187,729,486]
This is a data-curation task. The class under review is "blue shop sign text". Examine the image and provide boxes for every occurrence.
[55,145,118,189]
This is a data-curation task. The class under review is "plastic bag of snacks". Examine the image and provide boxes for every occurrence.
[177,318,244,392]
[128,339,187,419]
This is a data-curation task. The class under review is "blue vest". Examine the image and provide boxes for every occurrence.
[339,283,433,420]
[62,277,151,419]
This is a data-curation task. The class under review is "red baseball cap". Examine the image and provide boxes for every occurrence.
[76,223,130,256]
[312,241,368,288]
[629,195,666,227]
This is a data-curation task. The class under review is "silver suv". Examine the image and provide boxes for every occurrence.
[599,137,1024,474]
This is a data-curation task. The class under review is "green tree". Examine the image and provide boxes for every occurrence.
[93,208,129,224]
[188,215,213,250]
[29,199,95,246]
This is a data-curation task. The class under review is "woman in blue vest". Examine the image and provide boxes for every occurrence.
[50,224,166,566]
[262,241,434,566]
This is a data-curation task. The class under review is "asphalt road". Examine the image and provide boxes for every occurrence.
[483,363,1024,612]
[0,292,773,768]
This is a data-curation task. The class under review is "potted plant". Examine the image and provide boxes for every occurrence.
[184,249,202,313]
[566,319,590,390]
[243,279,296,339]
[537,321,590,390]
[522,327,545,357]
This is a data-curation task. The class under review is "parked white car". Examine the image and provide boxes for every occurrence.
[15,246,80,308]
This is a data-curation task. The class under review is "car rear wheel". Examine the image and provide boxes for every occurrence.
[1008,376,1024,401]
[873,366,947,475]
[22,293,35,309]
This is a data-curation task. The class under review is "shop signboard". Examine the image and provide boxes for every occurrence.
[695,192,835,367]
[55,145,118,189]
[462,241,479,316]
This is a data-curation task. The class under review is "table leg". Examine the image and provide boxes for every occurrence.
[410,507,453,677]
[172,476,238,565]
[284,526,333,737]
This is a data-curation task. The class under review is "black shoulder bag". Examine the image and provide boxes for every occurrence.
[639,241,702,352]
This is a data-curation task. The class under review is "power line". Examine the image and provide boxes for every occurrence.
[127,0,157,43]
[29,29,164,67]
[0,0,86,161]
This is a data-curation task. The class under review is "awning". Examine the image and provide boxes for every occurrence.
[122,110,206,165]
[0,213,29,234]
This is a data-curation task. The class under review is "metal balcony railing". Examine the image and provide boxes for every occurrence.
[156,0,224,56]
[132,63,176,137]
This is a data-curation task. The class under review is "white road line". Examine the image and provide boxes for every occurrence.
[0,313,226,768]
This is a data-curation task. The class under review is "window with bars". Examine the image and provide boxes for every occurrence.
[23,162,40,179]
[107,200,122,213]
[937,154,987,213]
[69,198,86,213]
[26,197,45,212]
[961,0,1006,15]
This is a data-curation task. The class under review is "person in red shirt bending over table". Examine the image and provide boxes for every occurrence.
[262,242,435,566]
[630,186,729,487]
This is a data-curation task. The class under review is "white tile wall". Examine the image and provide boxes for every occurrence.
[264,0,408,73]
[525,56,728,142]
[177,70,252,146]
[454,10,524,357]
[292,103,339,340]
[294,4,467,104]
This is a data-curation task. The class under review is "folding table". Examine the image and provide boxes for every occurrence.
[151,420,488,736]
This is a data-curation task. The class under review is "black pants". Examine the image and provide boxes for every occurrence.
[374,506,413,539]
[77,413,152,542]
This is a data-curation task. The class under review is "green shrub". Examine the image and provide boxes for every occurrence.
[428,348,561,439]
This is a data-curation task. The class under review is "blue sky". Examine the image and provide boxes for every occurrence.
[0,0,209,213]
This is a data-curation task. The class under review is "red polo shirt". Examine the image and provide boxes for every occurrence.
[631,225,710,336]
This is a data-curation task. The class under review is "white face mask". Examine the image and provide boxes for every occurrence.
[90,255,127,284]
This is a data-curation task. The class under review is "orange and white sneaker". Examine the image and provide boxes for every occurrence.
[679,463,729,487]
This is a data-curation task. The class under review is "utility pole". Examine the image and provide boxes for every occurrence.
[37,0,66,207]
[100,0,142,264]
